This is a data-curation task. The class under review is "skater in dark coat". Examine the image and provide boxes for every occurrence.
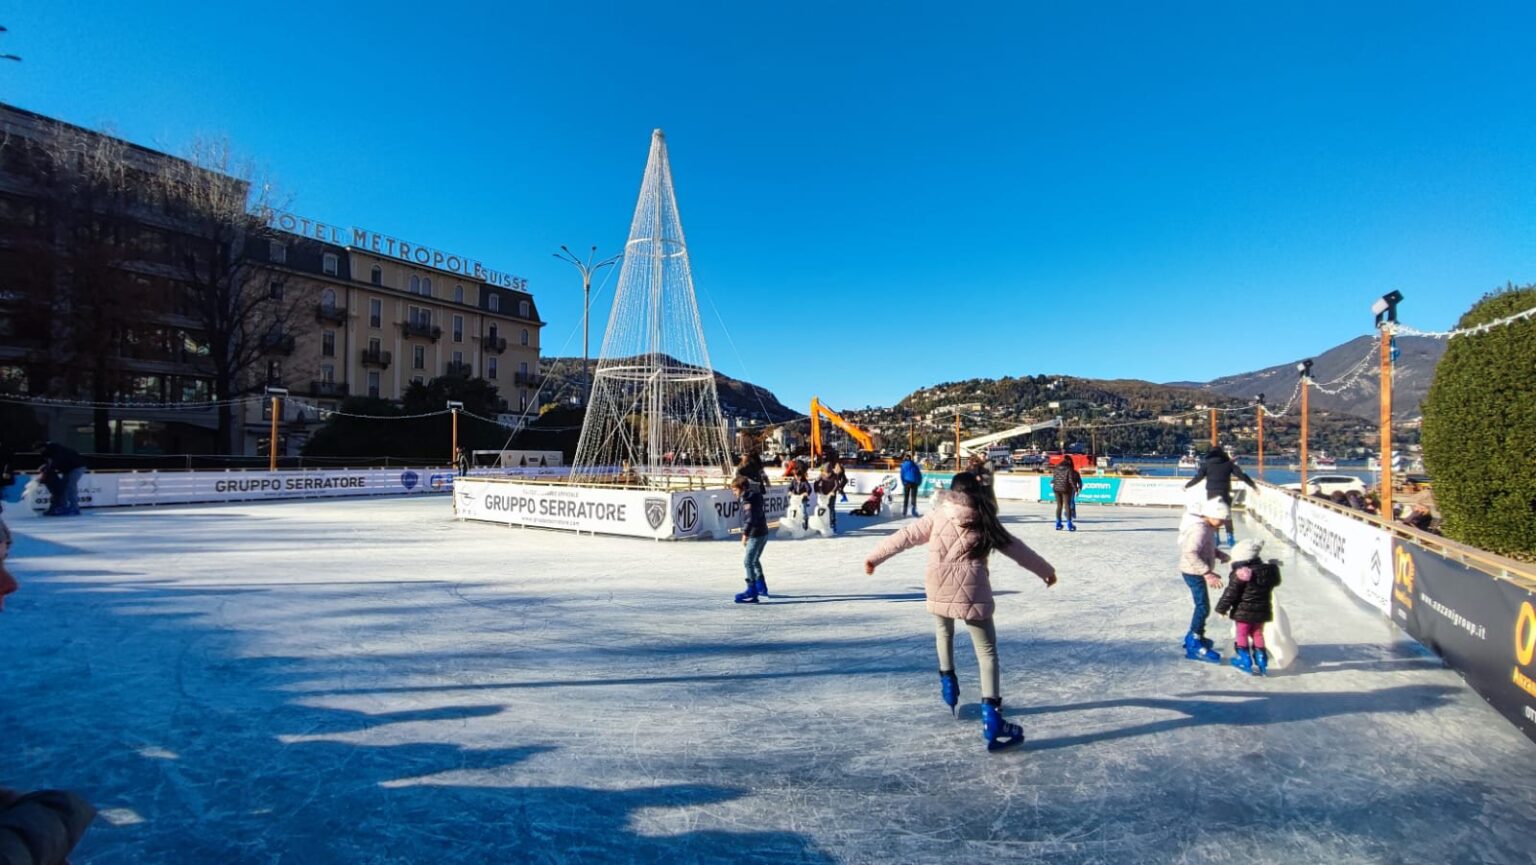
[736,453,770,491]
[1183,446,1256,546]
[1050,456,1082,531]
[0,786,96,865]
[732,475,771,603]
[38,441,85,516]
[1215,539,1282,675]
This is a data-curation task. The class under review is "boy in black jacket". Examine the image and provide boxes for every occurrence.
[1215,539,1282,675]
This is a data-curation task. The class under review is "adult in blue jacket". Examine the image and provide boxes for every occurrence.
[899,454,923,517]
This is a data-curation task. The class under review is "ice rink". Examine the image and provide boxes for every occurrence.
[4,496,1535,864]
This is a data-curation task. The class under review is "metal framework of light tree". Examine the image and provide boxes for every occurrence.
[568,130,733,486]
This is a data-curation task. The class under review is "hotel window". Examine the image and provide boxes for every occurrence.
[488,323,498,341]
[520,391,528,411]
[410,275,421,295]
[266,360,282,384]
[368,337,381,354]
[422,277,432,297]
[413,345,425,370]
[321,288,337,309]
[412,375,425,386]
[519,300,530,318]
[268,280,283,300]
[370,265,382,286]
[322,330,336,357]
[369,298,382,328]
[453,315,464,342]
[320,364,335,384]
[452,350,463,366]
[518,361,528,377]
[454,284,464,303]
[488,294,500,313]
[322,253,338,276]
[487,357,498,379]
[269,240,286,263]
[367,371,380,397]
[520,328,529,346]
[408,306,431,327]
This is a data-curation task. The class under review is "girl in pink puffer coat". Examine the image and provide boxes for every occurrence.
[864,472,1058,751]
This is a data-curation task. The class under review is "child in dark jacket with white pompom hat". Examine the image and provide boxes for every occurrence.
[1215,538,1282,675]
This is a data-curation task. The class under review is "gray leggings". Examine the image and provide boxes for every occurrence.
[934,615,1001,700]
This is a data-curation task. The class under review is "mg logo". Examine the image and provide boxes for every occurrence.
[674,496,699,534]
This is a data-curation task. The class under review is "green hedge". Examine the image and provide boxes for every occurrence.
[1420,285,1536,558]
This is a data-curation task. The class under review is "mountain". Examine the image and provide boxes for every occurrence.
[537,355,800,423]
[1177,335,1445,420]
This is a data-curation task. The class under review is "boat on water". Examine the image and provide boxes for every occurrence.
[1311,452,1338,470]
[1177,449,1199,471]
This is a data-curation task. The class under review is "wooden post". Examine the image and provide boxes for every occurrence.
[954,413,961,471]
[1256,405,1265,481]
[1380,328,1394,520]
[451,407,460,468]
[1299,378,1310,492]
[1209,407,1217,447]
[268,395,280,472]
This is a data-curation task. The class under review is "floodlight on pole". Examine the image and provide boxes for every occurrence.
[1372,290,1403,326]
[554,244,621,406]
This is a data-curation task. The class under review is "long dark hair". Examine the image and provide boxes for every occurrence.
[950,472,1012,560]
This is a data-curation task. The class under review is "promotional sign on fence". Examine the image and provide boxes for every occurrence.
[14,467,453,514]
[1037,476,1123,504]
[1391,541,1536,743]
[454,478,672,539]
[1289,498,1395,615]
[670,486,790,539]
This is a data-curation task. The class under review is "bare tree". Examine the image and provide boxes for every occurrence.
[153,139,300,454]
[16,123,157,450]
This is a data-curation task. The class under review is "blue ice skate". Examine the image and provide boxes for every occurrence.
[1055,520,1063,531]
[1229,647,1253,674]
[1067,520,1077,532]
[1253,647,1269,676]
[754,577,769,598]
[1184,632,1221,664]
[981,699,1024,752]
[939,670,959,716]
[734,582,759,604]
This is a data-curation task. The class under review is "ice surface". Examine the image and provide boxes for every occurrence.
[3,499,1535,864]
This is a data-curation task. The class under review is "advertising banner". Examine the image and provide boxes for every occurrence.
[1037,476,1122,504]
[105,468,450,508]
[454,479,671,539]
[1288,498,1394,615]
[1391,541,1536,743]
[670,486,791,539]
[1117,478,1199,507]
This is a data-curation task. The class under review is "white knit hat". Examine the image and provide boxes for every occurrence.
[1231,539,1263,562]
[1200,498,1230,520]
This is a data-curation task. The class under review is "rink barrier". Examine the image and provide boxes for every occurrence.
[3,464,724,514]
[838,469,1199,507]
[453,477,799,540]
[1247,481,1536,743]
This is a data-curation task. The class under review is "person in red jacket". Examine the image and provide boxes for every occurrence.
[864,472,1058,751]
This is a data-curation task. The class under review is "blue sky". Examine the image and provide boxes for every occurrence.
[4,2,1534,411]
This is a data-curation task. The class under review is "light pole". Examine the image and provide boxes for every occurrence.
[1296,360,1313,492]
[1373,290,1403,520]
[554,245,621,405]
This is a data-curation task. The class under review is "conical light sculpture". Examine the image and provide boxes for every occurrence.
[569,130,733,486]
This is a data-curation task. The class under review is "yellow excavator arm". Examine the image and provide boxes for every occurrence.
[810,397,875,458]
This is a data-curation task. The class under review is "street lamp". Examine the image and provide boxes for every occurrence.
[264,386,289,472]
[554,245,621,406]
[1374,291,1403,520]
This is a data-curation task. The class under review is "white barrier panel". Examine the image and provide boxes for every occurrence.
[1117,478,1198,507]
[454,478,673,539]
[1246,486,1394,616]
[671,486,791,539]
[13,467,453,515]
